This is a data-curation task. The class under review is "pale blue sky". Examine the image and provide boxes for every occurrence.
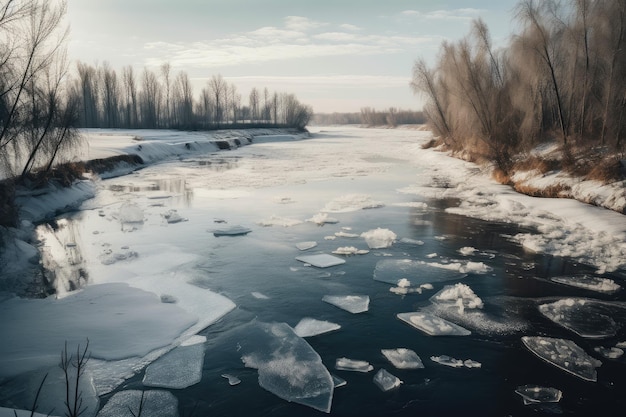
[66,1,520,113]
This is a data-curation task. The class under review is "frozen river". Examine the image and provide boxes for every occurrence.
[1,126,626,416]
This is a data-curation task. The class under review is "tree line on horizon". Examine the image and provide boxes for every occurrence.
[312,108,425,127]
[412,0,626,176]
[0,0,312,181]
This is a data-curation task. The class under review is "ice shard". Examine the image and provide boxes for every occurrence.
[296,241,318,251]
[335,357,373,372]
[521,336,602,382]
[550,275,620,294]
[373,368,403,392]
[397,311,471,336]
[293,318,341,338]
[211,225,252,236]
[322,295,369,314]
[239,322,334,413]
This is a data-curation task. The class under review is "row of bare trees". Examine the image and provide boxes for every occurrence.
[0,0,80,179]
[412,0,626,172]
[71,62,313,131]
[360,107,426,127]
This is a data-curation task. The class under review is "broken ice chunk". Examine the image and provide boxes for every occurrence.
[117,202,144,224]
[594,346,624,359]
[430,283,484,314]
[335,231,359,238]
[322,295,369,314]
[463,359,482,368]
[162,209,187,224]
[296,254,346,268]
[251,291,270,300]
[381,348,424,369]
[322,193,383,213]
[293,318,341,338]
[430,355,464,368]
[550,275,620,294]
[143,343,205,389]
[331,374,347,388]
[95,390,179,417]
[211,225,251,236]
[335,357,373,372]
[360,228,397,249]
[399,237,424,245]
[521,336,602,382]
[515,385,562,405]
[307,213,339,225]
[239,322,334,413]
[397,311,471,336]
[296,241,317,251]
[373,368,403,392]
[458,246,478,256]
[332,246,370,255]
[538,298,621,338]
[221,374,241,386]
[257,216,302,227]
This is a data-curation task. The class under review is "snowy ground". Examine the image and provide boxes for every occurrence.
[0,125,625,416]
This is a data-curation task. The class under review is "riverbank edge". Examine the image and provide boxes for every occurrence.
[0,127,308,297]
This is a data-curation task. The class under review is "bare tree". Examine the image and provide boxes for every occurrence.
[249,87,259,123]
[100,61,119,128]
[122,65,138,128]
[160,62,171,126]
[208,74,227,127]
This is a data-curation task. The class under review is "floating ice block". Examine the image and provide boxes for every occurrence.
[143,343,205,389]
[381,348,424,369]
[538,298,620,339]
[296,254,346,268]
[323,295,369,314]
[296,241,318,251]
[550,275,620,294]
[515,385,562,405]
[211,225,252,236]
[374,259,465,286]
[335,357,373,372]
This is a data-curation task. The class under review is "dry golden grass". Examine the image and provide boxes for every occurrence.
[513,182,572,198]
[512,155,560,174]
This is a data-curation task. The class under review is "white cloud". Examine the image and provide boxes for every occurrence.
[284,16,327,31]
[339,23,361,32]
[401,8,483,21]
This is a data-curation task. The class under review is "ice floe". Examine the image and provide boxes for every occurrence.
[293,318,341,337]
[521,336,602,382]
[430,283,484,314]
[296,241,318,251]
[373,259,466,287]
[211,225,252,236]
[515,385,562,405]
[251,291,270,299]
[397,311,471,336]
[550,275,620,294]
[117,202,144,224]
[331,246,370,255]
[458,246,478,256]
[381,348,424,369]
[373,368,403,391]
[239,322,334,413]
[322,295,370,314]
[142,343,205,389]
[95,390,178,417]
[360,228,397,249]
[332,374,347,388]
[296,254,346,268]
[398,237,424,245]
[334,231,359,238]
[322,193,384,213]
[335,357,373,372]
[162,209,187,224]
[538,298,623,338]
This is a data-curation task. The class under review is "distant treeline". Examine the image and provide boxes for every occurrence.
[0,0,312,180]
[73,62,312,131]
[412,0,626,173]
[313,108,425,127]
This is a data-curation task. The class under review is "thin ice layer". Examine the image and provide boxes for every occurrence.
[293,318,341,338]
[95,390,179,417]
[240,322,334,413]
[397,311,471,336]
[296,254,346,268]
[521,336,602,382]
[373,368,403,391]
[373,259,466,286]
[322,295,369,314]
[538,298,622,339]
[142,343,205,389]
[381,348,424,369]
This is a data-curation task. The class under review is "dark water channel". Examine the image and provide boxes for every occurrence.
[31,144,626,417]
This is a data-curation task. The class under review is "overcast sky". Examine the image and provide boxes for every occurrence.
[66,0,520,113]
